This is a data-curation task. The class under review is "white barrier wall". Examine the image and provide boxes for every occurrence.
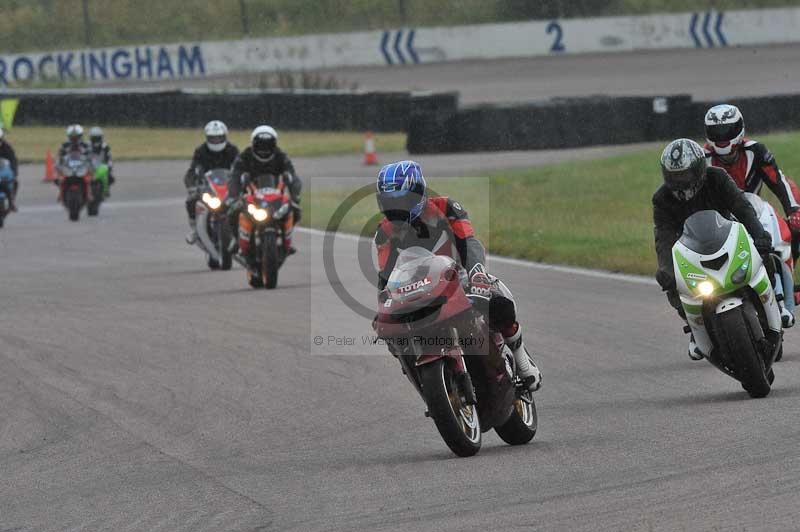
[1,7,798,87]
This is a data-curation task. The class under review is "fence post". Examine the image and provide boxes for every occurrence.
[239,0,250,35]
[82,0,92,45]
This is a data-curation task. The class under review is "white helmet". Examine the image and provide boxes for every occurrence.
[251,125,278,162]
[204,120,228,152]
[704,104,745,158]
[89,126,104,147]
[66,124,84,141]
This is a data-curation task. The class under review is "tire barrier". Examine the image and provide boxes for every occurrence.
[407,93,800,154]
[3,88,458,132]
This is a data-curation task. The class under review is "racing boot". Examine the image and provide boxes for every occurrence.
[687,333,703,360]
[284,235,296,256]
[780,306,795,328]
[185,219,198,245]
[503,323,542,392]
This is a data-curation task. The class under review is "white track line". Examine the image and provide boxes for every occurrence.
[297,226,656,286]
[15,197,655,286]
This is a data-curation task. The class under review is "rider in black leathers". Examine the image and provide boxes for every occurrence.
[227,125,302,254]
[184,120,239,244]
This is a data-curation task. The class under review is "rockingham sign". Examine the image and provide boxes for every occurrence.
[1,6,798,87]
[0,44,205,86]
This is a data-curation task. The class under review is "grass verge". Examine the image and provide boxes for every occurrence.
[5,127,406,163]
[309,131,800,276]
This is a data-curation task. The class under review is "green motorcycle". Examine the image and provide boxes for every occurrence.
[88,154,110,216]
[673,210,782,398]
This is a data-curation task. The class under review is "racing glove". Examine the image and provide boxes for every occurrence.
[788,209,800,233]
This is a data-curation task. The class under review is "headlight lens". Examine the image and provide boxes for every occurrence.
[202,192,221,210]
[248,203,268,222]
[697,281,714,297]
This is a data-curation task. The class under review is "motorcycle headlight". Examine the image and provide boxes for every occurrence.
[697,281,714,297]
[248,203,268,222]
[202,192,221,210]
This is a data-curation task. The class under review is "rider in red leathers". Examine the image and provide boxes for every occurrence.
[704,104,800,245]
[374,160,542,392]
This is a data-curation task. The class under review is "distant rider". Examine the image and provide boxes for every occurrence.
[89,126,115,193]
[374,160,542,392]
[184,120,239,244]
[704,104,800,242]
[653,138,772,359]
[227,125,302,257]
[58,124,90,160]
[0,127,19,212]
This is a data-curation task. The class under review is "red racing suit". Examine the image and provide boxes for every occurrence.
[375,196,486,290]
[705,139,800,217]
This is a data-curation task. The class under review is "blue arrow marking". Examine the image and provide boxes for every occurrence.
[393,29,407,65]
[380,31,393,64]
[406,29,420,64]
[689,13,702,48]
[715,12,728,46]
[702,11,715,47]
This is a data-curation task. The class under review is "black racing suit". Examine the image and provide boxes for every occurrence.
[653,166,772,315]
[184,142,239,220]
[228,147,301,204]
[90,142,114,185]
[0,140,19,208]
[375,196,519,336]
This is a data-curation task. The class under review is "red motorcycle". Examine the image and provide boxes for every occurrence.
[374,247,537,457]
[193,168,233,270]
[57,150,95,222]
[236,176,294,289]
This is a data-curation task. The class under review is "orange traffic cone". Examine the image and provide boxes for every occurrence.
[363,132,378,166]
[42,150,56,182]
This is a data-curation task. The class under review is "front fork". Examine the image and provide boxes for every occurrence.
[415,327,477,406]
[682,268,781,358]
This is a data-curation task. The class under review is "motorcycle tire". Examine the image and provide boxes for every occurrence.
[66,190,81,222]
[219,222,233,271]
[420,358,482,457]
[261,231,279,289]
[495,392,538,446]
[247,269,263,288]
[207,257,221,270]
[718,308,771,398]
[88,182,103,216]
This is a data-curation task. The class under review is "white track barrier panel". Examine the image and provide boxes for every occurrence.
[1,7,798,86]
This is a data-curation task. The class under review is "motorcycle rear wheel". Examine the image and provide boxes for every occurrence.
[718,308,771,398]
[420,359,482,457]
[495,392,537,445]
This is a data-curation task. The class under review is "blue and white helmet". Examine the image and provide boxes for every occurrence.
[376,160,427,222]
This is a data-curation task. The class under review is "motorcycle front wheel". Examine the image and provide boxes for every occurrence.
[261,231,279,289]
[65,190,81,221]
[420,358,482,457]
[718,307,771,398]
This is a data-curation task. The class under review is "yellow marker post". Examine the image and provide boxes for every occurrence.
[0,99,20,130]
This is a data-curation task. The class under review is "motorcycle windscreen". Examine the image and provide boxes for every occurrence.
[679,210,733,255]
[205,168,230,186]
[64,153,88,177]
[387,246,452,302]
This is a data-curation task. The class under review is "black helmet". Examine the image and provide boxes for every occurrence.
[251,125,277,162]
[660,138,707,201]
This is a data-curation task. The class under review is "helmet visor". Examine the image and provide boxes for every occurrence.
[206,135,226,146]
[706,119,743,143]
[253,136,276,159]
[378,191,423,221]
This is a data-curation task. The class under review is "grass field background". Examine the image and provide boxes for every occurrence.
[5,127,406,162]
[309,131,800,276]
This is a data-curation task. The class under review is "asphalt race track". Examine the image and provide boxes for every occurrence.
[2,156,800,532]
[148,44,800,105]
